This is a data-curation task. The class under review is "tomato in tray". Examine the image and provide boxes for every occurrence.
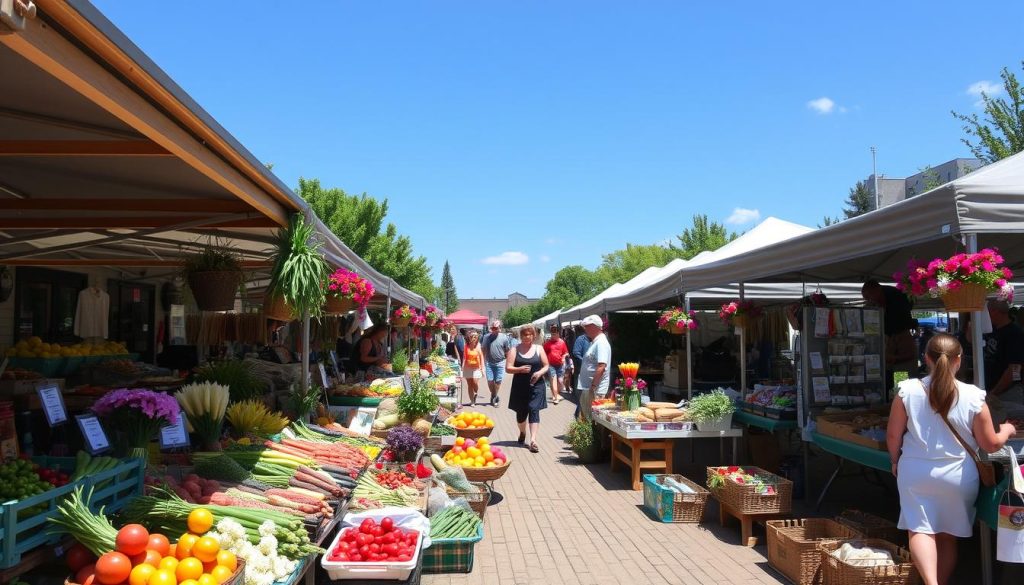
[328,517,419,563]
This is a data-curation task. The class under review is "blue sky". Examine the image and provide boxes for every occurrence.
[93,0,1024,299]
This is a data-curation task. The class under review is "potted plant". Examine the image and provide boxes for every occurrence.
[688,388,736,432]
[392,305,414,328]
[92,388,181,458]
[183,244,244,311]
[718,300,762,328]
[657,307,698,334]
[174,381,229,451]
[326,268,375,314]
[193,360,267,404]
[422,305,444,330]
[396,376,439,435]
[894,249,1013,312]
[565,418,600,463]
[265,214,329,321]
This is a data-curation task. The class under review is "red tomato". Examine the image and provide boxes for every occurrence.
[349,553,362,562]
[369,543,380,554]
[397,554,411,562]
[359,518,375,534]
[371,525,383,537]
[66,543,97,572]
[147,534,170,557]
[75,563,97,585]
[115,524,150,556]
[358,533,374,546]
[95,551,132,585]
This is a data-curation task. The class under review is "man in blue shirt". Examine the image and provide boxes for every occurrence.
[571,325,592,418]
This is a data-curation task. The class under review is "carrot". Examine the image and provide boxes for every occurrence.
[209,492,305,516]
[266,488,322,506]
[288,477,332,496]
[267,495,321,515]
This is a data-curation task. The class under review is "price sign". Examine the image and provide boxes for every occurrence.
[160,413,190,449]
[319,363,330,388]
[76,414,110,455]
[38,384,68,426]
[348,407,377,435]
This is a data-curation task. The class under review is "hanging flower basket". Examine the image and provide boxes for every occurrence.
[895,249,1014,310]
[733,314,749,328]
[188,271,242,312]
[325,296,355,315]
[263,294,294,322]
[940,281,989,312]
[657,307,698,334]
[393,305,415,328]
[719,300,761,327]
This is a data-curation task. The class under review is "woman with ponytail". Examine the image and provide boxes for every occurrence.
[887,333,1016,585]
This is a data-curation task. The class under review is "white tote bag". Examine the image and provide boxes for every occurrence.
[996,448,1024,563]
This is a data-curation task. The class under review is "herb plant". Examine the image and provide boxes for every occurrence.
[687,388,736,423]
[385,425,424,455]
[267,214,329,319]
[397,378,439,420]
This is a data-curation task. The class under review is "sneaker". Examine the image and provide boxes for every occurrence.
[491,395,500,406]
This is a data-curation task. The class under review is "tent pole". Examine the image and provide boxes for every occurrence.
[966,234,986,388]
[385,282,393,355]
[685,294,693,400]
[739,283,747,395]
[301,310,311,392]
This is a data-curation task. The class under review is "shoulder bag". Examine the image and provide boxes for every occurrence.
[941,414,997,487]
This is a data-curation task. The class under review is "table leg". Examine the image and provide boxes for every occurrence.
[719,437,724,462]
[719,500,727,527]
[630,439,642,490]
[980,521,993,585]
[732,436,738,464]
[741,515,755,547]
[665,440,674,475]
[609,434,619,472]
[815,457,843,511]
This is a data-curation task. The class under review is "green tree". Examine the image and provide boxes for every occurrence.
[439,261,458,314]
[953,62,1024,163]
[501,305,535,328]
[819,216,841,228]
[843,180,873,218]
[533,265,607,316]
[670,214,737,259]
[298,177,436,300]
[595,243,677,285]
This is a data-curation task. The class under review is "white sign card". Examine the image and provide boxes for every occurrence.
[814,308,831,338]
[348,407,377,435]
[76,414,110,455]
[38,384,68,426]
[159,413,190,449]
[863,310,881,336]
[318,363,329,388]
[844,309,864,337]
[865,354,882,380]
[809,352,824,372]
[812,377,831,402]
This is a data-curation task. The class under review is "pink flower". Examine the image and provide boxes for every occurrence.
[947,280,963,292]
[688,321,698,330]
[996,278,1007,288]
[1003,267,1013,278]
[926,278,938,290]
[945,259,960,272]
[981,261,995,272]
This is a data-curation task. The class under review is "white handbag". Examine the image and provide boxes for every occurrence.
[996,447,1024,563]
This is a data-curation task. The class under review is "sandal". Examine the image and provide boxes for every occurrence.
[517,432,526,445]
[529,442,539,453]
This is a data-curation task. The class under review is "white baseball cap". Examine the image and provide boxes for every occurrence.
[581,315,603,328]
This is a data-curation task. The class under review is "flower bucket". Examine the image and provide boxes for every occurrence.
[393,316,411,328]
[263,294,294,322]
[941,282,988,312]
[696,412,733,432]
[325,295,355,315]
[669,322,689,335]
[733,314,749,328]
[187,271,241,311]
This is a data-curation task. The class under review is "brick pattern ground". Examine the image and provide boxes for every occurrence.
[422,377,785,585]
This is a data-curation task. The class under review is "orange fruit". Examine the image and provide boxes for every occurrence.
[210,565,233,584]
[147,569,177,585]
[179,580,199,585]
[167,544,176,559]
[175,557,203,582]
[191,536,219,563]
[215,551,237,572]
[187,509,214,535]
[140,549,163,568]
[196,575,217,585]
[129,564,156,585]
[202,559,217,573]
[157,557,178,574]
[175,534,198,560]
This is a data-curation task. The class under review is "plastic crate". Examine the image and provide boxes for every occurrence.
[321,528,423,580]
[421,523,484,573]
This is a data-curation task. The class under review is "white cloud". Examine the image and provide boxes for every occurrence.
[967,80,1003,106]
[726,207,761,226]
[807,97,836,114]
[481,251,529,265]
[540,255,551,263]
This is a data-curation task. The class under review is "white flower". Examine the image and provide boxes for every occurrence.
[258,521,276,537]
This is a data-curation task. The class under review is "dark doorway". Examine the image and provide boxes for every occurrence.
[107,280,156,362]
[12,267,87,344]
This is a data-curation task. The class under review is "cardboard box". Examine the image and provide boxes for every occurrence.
[0,378,65,396]
[663,352,688,388]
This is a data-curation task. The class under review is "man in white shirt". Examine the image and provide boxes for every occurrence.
[576,314,611,420]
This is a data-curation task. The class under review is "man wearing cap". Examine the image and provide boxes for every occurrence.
[576,314,611,420]
[984,300,1024,415]
[481,320,514,406]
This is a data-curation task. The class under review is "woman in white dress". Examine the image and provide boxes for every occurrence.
[886,333,1016,585]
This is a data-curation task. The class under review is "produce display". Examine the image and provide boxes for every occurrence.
[742,385,797,410]
[325,517,420,564]
[442,437,506,469]
[429,505,481,539]
[6,337,129,358]
[707,466,779,495]
[331,378,403,397]
[445,411,495,431]
[174,382,230,450]
[0,459,68,516]
[225,400,290,437]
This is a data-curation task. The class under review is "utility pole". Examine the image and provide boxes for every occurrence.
[871,146,879,211]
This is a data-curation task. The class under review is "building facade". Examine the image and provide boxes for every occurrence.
[864,157,985,210]
[457,292,538,323]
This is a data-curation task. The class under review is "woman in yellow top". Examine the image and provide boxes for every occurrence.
[461,331,485,406]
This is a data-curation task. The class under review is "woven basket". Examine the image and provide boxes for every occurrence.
[393,316,411,328]
[834,510,902,545]
[706,466,793,515]
[462,460,511,482]
[940,281,988,312]
[667,322,691,335]
[370,428,389,439]
[445,482,491,519]
[325,295,355,315]
[453,425,494,440]
[643,474,709,523]
[818,539,917,585]
[733,314,750,328]
[424,435,453,453]
[188,270,241,311]
[263,294,294,322]
[767,519,863,585]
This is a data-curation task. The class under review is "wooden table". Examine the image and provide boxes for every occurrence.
[593,414,743,490]
[716,498,788,547]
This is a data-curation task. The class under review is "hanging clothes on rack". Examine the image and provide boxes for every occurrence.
[73,286,110,339]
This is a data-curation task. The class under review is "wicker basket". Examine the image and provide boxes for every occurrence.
[834,510,902,545]
[445,482,491,519]
[733,314,750,328]
[188,270,242,311]
[393,316,411,328]
[452,425,494,440]
[818,539,917,585]
[263,294,294,322]
[706,466,793,515]
[462,460,511,482]
[940,281,988,312]
[325,295,355,315]
[666,322,691,335]
[642,474,709,523]
[767,519,863,585]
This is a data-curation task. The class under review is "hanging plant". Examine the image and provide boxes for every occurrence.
[718,300,762,326]
[327,268,375,312]
[423,305,444,328]
[657,307,698,334]
[894,249,1013,311]
[182,241,244,312]
[267,214,329,319]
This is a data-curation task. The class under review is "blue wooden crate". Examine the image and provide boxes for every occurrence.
[642,474,708,523]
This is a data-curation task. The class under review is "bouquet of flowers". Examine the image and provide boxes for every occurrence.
[327,268,375,308]
[422,305,444,328]
[657,307,698,333]
[613,362,647,411]
[894,249,1013,302]
[93,388,180,456]
[385,425,424,462]
[410,311,428,329]
[718,300,762,325]
[707,466,778,495]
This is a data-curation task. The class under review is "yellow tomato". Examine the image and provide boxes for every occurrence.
[129,564,157,585]
[176,534,198,559]
[176,557,203,582]
[215,550,237,572]
[483,451,494,461]
[187,509,214,534]
[454,437,465,446]
[466,447,480,458]
[158,557,179,573]
[197,575,218,585]
[474,456,486,466]
[147,569,178,585]
[179,581,199,585]
[191,536,220,563]
[210,564,234,583]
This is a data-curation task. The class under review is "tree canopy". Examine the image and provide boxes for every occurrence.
[297,177,437,301]
[953,62,1024,163]
[439,261,458,314]
[670,214,737,260]
[501,305,535,328]
[843,180,873,218]
[595,243,678,285]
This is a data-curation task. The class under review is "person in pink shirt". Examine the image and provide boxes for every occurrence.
[543,325,570,405]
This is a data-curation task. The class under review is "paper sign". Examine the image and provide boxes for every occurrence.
[809,352,824,372]
[830,375,847,384]
[848,374,866,384]
[812,377,831,403]
[160,413,190,449]
[814,308,831,338]
[38,385,68,426]
[863,310,881,335]
[865,354,882,380]
[844,309,864,337]
[318,363,329,388]
[348,407,377,435]
[76,415,110,455]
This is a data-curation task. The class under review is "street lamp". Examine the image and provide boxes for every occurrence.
[871,146,879,211]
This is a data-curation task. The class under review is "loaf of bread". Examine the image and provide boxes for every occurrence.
[637,414,654,422]
[636,407,656,419]
[654,408,685,420]
[646,402,679,410]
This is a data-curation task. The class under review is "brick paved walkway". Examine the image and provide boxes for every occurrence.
[422,378,785,585]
